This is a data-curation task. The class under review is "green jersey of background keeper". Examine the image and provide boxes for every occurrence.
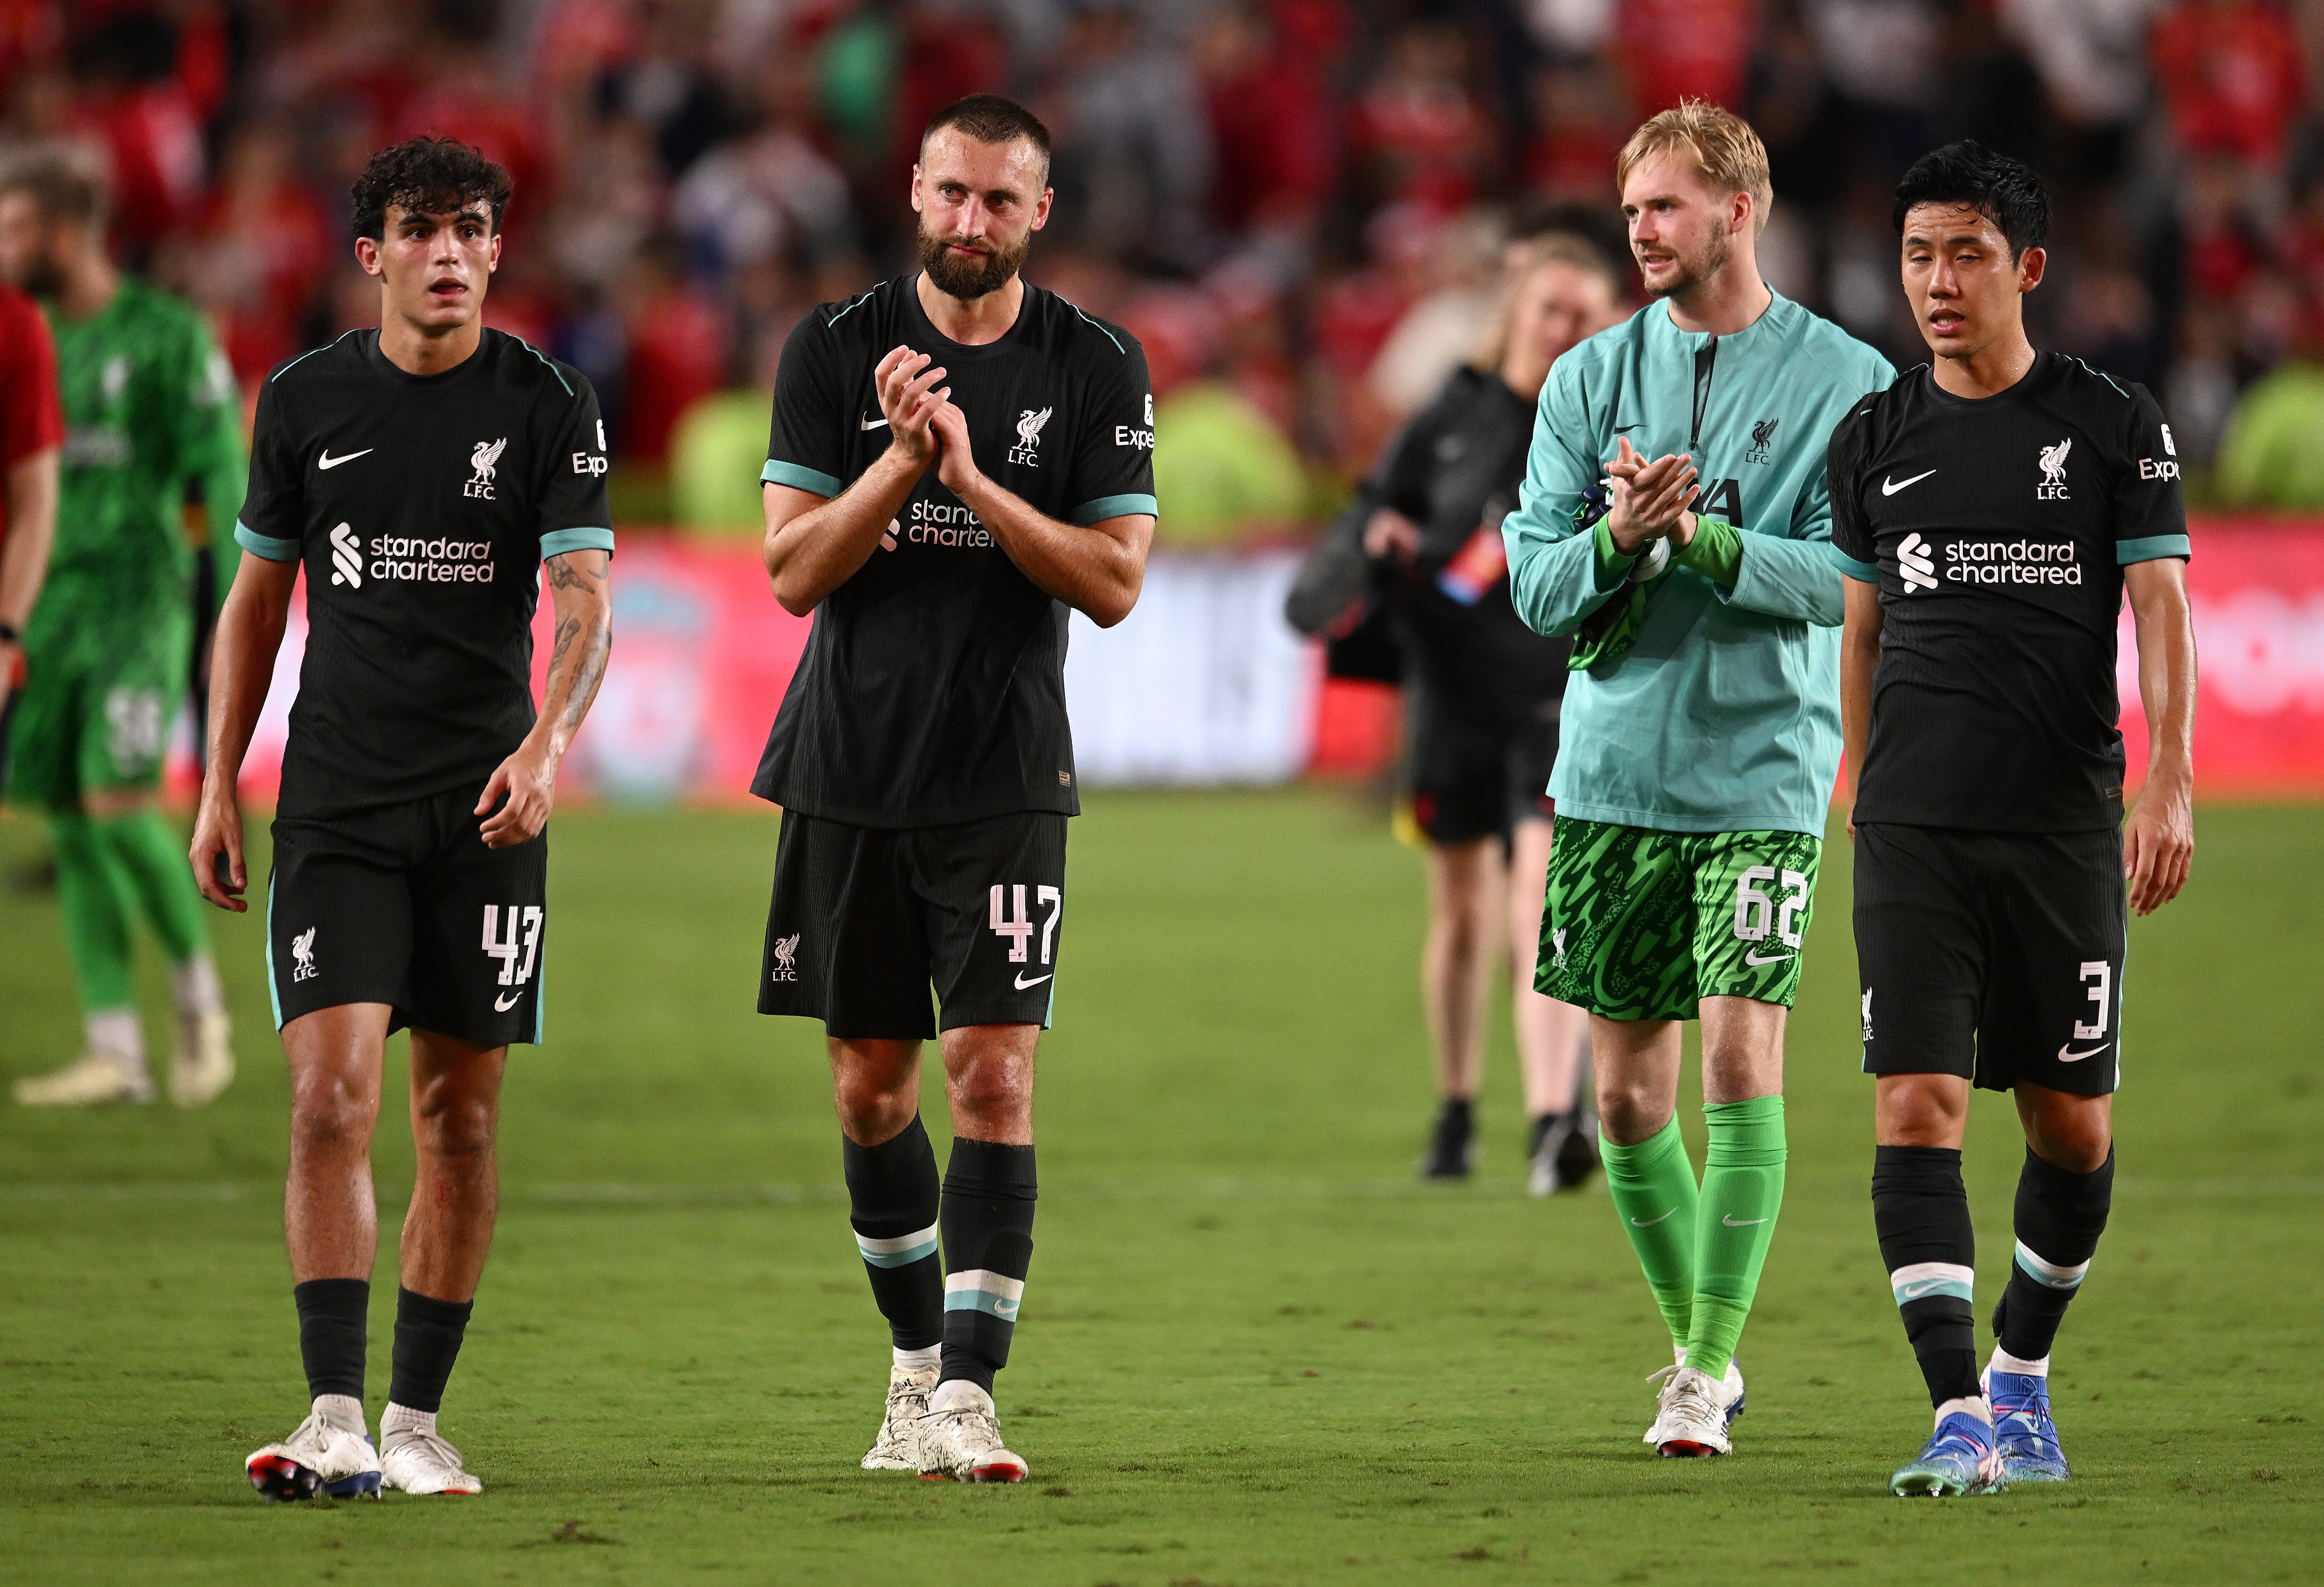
[1496,102,1893,1463]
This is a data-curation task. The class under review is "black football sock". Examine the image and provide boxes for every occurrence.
[1528,1112,1567,1159]
[937,1138,1036,1395]
[843,1115,944,1352]
[387,1288,474,1416]
[1872,1145,1981,1408]
[1993,1144,2114,1366]
[293,1278,369,1405]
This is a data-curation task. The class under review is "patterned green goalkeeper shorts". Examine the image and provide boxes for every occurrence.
[1537,814,1823,1022]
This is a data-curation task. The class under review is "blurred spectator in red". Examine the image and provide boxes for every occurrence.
[2151,0,2309,166]
[67,10,206,260]
[2182,155,2267,302]
[618,233,724,467]
[891,3,1011,194]
[1350,22,1496,216]
[1197,0,1339,235]
[1620,0,1758,115]
[175,122,332,388]
[1525,58,1628,201]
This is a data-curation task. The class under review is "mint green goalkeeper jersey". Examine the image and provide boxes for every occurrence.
[1500,288,1893,836]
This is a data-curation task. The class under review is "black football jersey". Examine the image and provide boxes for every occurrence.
[1826,352,2189,833]
[1366,365,1570,731]
[754,275,1155,828]
[235,328,612,820]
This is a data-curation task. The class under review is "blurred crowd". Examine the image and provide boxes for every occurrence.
[10,0,2324,531]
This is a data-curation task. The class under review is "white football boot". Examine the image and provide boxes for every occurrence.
[862,1356,940,1471]
[14,1048,153,1107]
[1642,1346,1745,1444]
[246,1409,382,1501]
[380,1427,483,1495]
[1649,1363,1743,1457]
[169,1009,235,1107]
[915,1382,1028,1483]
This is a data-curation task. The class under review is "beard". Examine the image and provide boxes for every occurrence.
[918,219,1028,301]
[1637,227,1731,301]
[14,247,63,298]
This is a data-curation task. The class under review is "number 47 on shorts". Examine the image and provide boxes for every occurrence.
[989,884,1061,967]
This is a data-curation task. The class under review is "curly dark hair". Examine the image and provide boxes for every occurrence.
[350,136,513,242]
[1892,141,2050,260]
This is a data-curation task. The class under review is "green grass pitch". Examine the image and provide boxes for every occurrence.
[2,790,2319,1585]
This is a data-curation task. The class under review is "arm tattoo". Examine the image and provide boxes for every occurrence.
[545,551,606,591]
[558,617,610,733]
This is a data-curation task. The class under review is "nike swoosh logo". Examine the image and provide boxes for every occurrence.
[1896,1279,1951,1300]
[1743,950,1796,966]
[1722,1214,1770,1227]
[494,991,522,1012]
[2056,1043,2107,1062]
[1613,422,1643,433]
[859,414,889,430]
[1881,470,1936,496]
[1630,1208,1677,1227]
[317,448,373,470]
[1014,972,1052,990]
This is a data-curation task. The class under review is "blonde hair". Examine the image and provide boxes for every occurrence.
[1473,233,1621,372]
[1615,99,1772,237]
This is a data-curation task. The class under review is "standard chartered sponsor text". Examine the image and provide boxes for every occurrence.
[369,533,498,583]
[1945,538,2083,586]
[908,497,993,548]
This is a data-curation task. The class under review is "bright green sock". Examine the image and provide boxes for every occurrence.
[94,809,208,962]
[1686,1094,1788,1378]
[51,813,137,1014]
[1600,1117,1701,1354]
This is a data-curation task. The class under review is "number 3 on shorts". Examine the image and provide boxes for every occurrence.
[1733,865,1809,949]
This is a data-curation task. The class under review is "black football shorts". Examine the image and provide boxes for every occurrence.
[759,809,1068,1040]
[1405,693,1560,847]
[267,785,549,1048]
[1853,823,2127,1097]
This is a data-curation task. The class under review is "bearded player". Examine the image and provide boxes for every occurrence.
[756,95,1153,1482]
[1830,142,2195,1497]
[1500,101,1893,1456]
[192,137,614,1501]
[0,147,241,1109]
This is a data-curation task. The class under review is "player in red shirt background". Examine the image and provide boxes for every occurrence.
[0,272,62,790]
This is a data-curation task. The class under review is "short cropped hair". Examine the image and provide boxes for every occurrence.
[1892,140,2050,260]
[350,136,513,242]
[921,94,1052,182]
[1615,100,1772,237]
[0,143,109,230]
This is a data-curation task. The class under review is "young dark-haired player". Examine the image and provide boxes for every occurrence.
[190,136,615,1501]
[0,147,242,1108]
[1826,141,2196,1496]
[756,94,1154,1483]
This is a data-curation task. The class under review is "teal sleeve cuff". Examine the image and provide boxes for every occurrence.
[2117,533,2191,565]
[1825,541,1881,582]
[233,521,300,562]
[541,527,615,560]
[1674,515,1743,591]
[1071,493,1158,526]
[762,459,842,497]
[1591,519,1636,591]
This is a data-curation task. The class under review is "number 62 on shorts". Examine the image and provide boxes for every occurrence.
[1537,815,1824,1022]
